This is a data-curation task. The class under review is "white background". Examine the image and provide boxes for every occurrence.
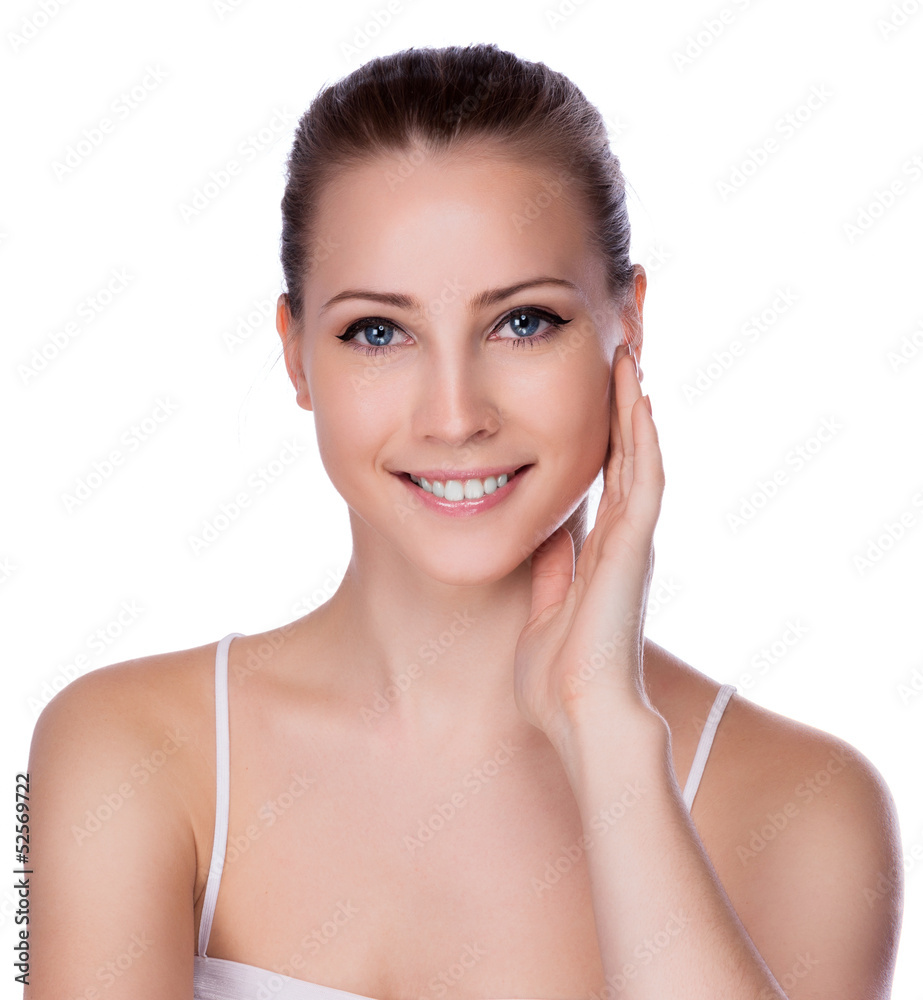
[2,0,922,996]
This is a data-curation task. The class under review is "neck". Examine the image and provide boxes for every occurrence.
[305,501,593,745]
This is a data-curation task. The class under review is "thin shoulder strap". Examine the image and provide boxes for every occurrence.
[197,632,245,959]
[682,683,736,812]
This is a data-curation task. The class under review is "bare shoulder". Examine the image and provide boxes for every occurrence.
[25,636,221,999]
[711,682,900,869]
[645,640,901,996]
[35,633,217,706]
[681,668,901,998]
[28,634,223,857]
[647,642,899,853]
[30,635,218,779]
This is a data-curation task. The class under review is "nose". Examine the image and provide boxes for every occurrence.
[410,344,502,451]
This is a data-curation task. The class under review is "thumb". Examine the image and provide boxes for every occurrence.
[527,525,575,625]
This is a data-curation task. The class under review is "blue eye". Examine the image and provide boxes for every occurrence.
[336,307,572,356]
[337,316,397,354]
[496,308,570,347]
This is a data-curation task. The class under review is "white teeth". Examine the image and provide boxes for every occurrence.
[408,470,514,501]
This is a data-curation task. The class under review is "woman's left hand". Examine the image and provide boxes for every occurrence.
[512,347,665,747]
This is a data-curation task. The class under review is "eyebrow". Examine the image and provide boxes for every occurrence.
[318,277,582,315]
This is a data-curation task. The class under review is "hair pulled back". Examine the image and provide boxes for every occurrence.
[279,43,635,324]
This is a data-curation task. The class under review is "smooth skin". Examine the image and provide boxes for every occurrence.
[26,143,902,999]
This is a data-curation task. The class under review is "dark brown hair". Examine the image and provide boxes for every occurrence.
[279,42,635,327]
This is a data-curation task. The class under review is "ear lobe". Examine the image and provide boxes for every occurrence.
[276,294,314,412]
[295,380,313,412]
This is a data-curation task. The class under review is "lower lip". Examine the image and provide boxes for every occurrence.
[394,466,532,518]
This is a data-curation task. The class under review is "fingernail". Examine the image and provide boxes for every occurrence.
[643,394,652,415]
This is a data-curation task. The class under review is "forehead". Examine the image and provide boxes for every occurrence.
[305,144,607,313]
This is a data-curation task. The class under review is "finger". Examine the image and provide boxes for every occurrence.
[589,399,663,643]
[595,359,618,523]
[598,345,631,521]
[527,525,575,626]
[604,350,643,507]
[621,390,665,543]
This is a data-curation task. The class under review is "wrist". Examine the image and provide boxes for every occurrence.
[548,694,670,784]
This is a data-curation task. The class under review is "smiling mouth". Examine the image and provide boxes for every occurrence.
[399,465,531,501]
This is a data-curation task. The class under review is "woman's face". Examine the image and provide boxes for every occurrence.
[278,143,637,585]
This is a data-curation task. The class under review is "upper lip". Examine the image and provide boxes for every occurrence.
[398,465,529,481]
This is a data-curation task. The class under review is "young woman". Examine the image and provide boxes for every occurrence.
[27,43,902,1000]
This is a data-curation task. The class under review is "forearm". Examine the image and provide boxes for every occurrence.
[552,704,789,999]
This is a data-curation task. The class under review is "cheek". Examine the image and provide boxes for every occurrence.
[540,362,612,468]
[307,345,382,438]
[308,362,403,491]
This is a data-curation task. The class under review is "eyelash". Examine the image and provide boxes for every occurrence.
[335,306,573,357]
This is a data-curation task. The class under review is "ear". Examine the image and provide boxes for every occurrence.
[616,264,647,380]
[276,293,313,412]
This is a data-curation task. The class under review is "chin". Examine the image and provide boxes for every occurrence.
[402,539,533,587]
